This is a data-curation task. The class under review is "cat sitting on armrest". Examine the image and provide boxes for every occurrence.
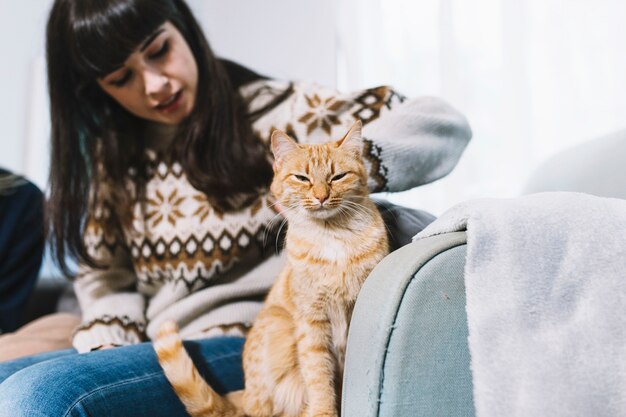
[155,120,389,417]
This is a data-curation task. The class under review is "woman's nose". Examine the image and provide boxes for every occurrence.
[143,69,169,96]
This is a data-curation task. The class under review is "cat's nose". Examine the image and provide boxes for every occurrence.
[315,194,328,205]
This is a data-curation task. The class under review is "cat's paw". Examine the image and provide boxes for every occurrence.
[154,320,182,358]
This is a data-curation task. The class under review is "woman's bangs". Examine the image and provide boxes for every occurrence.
[70,0,169,79]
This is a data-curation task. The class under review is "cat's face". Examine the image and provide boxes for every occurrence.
[270,121,369,220]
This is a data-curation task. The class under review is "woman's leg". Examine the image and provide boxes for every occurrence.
[0,347,75,383]
[0,337,244,417]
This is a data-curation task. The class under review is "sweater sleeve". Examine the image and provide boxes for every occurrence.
[245,80,472,193]
[72,190,146,353]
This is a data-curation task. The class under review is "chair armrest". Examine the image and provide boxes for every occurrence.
[343,232,473,417]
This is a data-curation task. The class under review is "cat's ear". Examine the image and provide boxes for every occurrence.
[337,120,363,157]
[271,130,300,164]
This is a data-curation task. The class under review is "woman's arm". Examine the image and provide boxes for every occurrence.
[71,204,146,353]
[358,93,472,192]
[243,80,472,193]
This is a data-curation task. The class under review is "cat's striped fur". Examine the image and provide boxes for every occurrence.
[154,120,389,417]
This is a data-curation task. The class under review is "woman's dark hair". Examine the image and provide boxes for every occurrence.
[47,0,284,275]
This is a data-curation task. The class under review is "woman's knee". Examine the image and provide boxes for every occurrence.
[0,358,89,417]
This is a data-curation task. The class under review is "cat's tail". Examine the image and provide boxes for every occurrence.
[154,321,243,417]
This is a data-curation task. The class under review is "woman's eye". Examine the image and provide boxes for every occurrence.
[294,175,310,182]
[111,71,132,87]
[149,41,169,59]
[331,173,347,181]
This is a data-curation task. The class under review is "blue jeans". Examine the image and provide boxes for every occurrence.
[0,337,244,417]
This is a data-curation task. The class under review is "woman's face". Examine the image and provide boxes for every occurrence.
[98,22,198,125]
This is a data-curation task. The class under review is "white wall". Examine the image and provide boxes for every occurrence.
[0,0,52,181]
[0,0,336,189]
[191,0,336,86]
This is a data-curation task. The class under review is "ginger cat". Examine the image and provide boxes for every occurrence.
[154,120,389,417]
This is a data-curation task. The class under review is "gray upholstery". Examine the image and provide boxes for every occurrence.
[343,232,472,417]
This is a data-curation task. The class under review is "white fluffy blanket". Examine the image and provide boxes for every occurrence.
[415,192,626,417]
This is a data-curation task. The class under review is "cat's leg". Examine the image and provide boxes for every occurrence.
[243,306,305,417]
[294,316,338,417]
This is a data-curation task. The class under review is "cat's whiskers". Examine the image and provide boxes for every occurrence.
[266,200,283,210]
[294,196,373,225]
[337,204,372,226]
[271,204,312,254]
[341,200,373,216]
[323,197,342,209]
[275,216,289,254]
[300,196,346,218]
[341,200,394,236]
[335,206,362,229]
[263,209,287,236]
[262,202,300,250]
[348,195,401,224]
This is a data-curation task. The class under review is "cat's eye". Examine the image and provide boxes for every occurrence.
[331,173,348,181]
[293,174,310,182]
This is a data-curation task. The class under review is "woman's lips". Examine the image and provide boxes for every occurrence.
[155,91,183,114]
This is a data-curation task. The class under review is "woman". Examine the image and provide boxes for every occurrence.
[0,0,471,415]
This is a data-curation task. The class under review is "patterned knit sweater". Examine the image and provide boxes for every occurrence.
[72,79,472,353]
